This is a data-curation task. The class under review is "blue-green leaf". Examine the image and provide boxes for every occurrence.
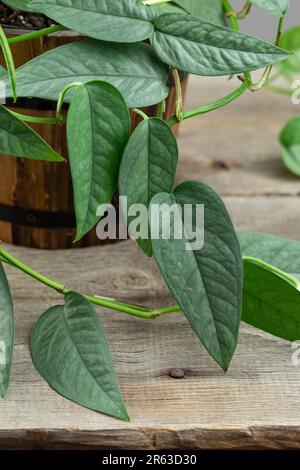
[174,0,226,25]
[30,0,156,43]
[0,263,14,399]
[242,257,300,341]
[0,105,64,161]
[67,81,130,241]
[6,40,169,108]
[153,13,290,76]
[249,0,289,17]
[119,117,178,257]
[31,292,129,421]
[150,181,243,371]
[239,232,300,341]
[239,231,300,279]
[2,0,40,11]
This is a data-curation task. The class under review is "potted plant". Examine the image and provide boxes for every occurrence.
[0,1,190,249]
[0,0,299,422]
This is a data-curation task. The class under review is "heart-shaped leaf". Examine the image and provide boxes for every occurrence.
[153,13,290,76]
[279,115,300,176]
[0,105,63,161]
[67,81,130,241]
[174,0,226,25]
[239,232,300,278]
[0,263,14,399]
[30,0,155,43]
[249,0,289,17]
[150,181,243,371]
[119,117,178,257]
[242,257,300,341]
[31,291,129,421]
[5,39,169,108]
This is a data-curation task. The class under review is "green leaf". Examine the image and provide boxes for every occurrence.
[239,232,300,341]
[6,39,168,108]
[281,145,300,177]
[31,292,129,421]
[242,257,300,342]
[249,0,289,17]
[174,0,226,26]
[2,0,40,11]
[150,181,243,371]
[278,25,300,76]
[0,263,14,399]
[30,0,155,43]
[279,115,300,176]
[239,231,300,279]
[67,81,130,241]
[153,13,290,76]
[119,117,178,257]
[0,105,64,161]
[149,2,185,15]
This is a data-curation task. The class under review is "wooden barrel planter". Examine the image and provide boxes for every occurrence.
[0,28,188,249]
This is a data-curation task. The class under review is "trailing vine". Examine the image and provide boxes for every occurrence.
[0,0,297,422]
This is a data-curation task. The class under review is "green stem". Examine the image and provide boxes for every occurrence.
[236,1,252,20]
[56,82,82,118]
[82,295,155,318]
[0,245,156,319]
[7,24,66,45]
[222,1,251,82]
[0,247,66,293]
[156,100,166,119]
[9,109,66,125]
[131,108,149,120]
[172,68,183,121]
[168,78,251,127]
[167,2,252,126]
[250,16,284,91]
[223,0,239,30]
[155,305,182,315]
[223,0,252,21]
[0,25,17,102]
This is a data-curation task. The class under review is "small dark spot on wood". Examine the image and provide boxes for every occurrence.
[210,160,230,171]
[169,369,185,379]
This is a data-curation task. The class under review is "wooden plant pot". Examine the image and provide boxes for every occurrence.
[0,29,188,249]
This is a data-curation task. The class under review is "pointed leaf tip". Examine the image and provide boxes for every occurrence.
[150,181,243,371]
[31,292,128,420]
[0,263,14,399]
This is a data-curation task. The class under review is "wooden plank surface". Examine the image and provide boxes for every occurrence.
[177,76,299,196]
[1,77,300,450]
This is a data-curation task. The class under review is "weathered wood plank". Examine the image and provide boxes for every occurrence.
[1,223,300,449]
[177,77,299,196]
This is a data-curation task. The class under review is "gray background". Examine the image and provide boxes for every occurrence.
[231,0,299,40]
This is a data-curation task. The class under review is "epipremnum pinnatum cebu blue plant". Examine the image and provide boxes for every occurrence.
[0,0,298,420]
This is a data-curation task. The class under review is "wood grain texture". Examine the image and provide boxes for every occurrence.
[1,77,300,450]
[177,76,299,196]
